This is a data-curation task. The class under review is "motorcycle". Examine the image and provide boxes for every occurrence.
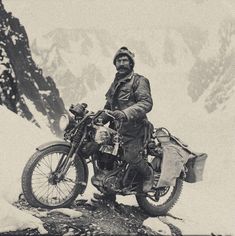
[21,103,185,216]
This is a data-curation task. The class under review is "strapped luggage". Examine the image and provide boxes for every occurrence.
[154,127,207,187]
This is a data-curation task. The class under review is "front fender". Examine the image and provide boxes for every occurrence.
[36,140,71,151]
[36,140,88,193]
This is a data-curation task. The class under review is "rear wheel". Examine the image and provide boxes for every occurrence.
[136,178,183,216]
[21,145,87,208]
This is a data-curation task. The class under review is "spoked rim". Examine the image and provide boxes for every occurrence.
[31,151,78,207]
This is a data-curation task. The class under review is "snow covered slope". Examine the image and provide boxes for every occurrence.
[0,106,55,233]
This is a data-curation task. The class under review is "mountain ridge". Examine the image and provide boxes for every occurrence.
[0,1,66,134]
[31,25,235,113]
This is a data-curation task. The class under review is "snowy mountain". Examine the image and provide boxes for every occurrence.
[188,19,235,112]
[30,27,195,108]
[0,1,66,135]
[31,29,114,107]
[31,22,235,113]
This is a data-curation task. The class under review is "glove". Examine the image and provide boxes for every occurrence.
[94,111,110,124]
[112,110,127,121]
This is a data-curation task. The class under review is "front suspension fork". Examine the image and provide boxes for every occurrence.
[56,130,86,179]
[55,143,77,180]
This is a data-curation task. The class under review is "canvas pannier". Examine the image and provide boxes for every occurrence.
[184,153,207,183]
[154,127,208,187]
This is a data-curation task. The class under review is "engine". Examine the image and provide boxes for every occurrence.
[91,167,124,193]
[95,125,121,157]
[103,174,122,193]
[89,124,125,193]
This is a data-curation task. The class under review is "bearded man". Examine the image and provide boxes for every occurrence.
[93,46,154,202]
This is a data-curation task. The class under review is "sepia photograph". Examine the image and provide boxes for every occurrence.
[0,0,234,235]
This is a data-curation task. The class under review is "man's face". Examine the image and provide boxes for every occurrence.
[115,55,131,74]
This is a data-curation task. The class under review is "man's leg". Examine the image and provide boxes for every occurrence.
[122,137,154,192]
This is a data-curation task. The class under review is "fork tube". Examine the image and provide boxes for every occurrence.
[59,127,87,177]
[56,143,76,178]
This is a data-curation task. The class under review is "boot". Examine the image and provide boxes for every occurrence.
[134,159,154,192]
[92,192,116,203]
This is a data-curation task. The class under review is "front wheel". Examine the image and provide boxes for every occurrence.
[21,145,87,208]
[136,178,183,216]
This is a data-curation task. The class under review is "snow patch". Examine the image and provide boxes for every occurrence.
[0,199,47,234]
[0,106,55,233]
[39,90,51,96]
[11,35,18,45]
[22,95,51,131]
[50,208,82,218]
[143,218,171,235]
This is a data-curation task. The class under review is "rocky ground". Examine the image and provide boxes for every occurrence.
[0,196,182,236]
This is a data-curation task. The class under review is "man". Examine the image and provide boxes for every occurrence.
[93,46,154,202]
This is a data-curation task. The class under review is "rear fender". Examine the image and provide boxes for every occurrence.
[36,140,88,193]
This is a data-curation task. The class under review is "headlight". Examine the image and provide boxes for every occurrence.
[59,114,70,131]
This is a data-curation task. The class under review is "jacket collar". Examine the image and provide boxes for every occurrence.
[106,71,134,99]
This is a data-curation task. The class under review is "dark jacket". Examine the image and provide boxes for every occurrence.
[104,71,153,139]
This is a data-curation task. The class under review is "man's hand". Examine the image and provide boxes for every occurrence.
[94,111,110,124]
[112,110,127,121]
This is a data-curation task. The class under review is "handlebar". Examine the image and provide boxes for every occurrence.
[68,103,123,131]
[103,109,115,119]
[91,109,123,131]
[92,109,115,120]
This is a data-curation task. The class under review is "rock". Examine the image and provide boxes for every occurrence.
[0,1,66,136]
[63,228,75,236]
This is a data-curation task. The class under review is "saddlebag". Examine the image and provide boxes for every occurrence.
[155,127,207,187]
[156,142,191,188]
[184,153,207,183]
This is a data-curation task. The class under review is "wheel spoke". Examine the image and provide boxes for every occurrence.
[48,154,53,172]
[39,184,54,201]
[57,184,68,199]
[55,185,65,201]
[46,184,54,200]
[40,158,51,170]
[57,182,68,195]
[35,166,49,177]
[64,177,76,184]
[62,180,74,191]
[32,176,47,181]
[33,170,48,177]
[35,182,50,198]
[50,186,56,204]
[32,179,47,185]
[61,182,72,194]
[33,179,48,189]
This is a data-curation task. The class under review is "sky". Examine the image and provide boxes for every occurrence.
[3,0,235,40]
